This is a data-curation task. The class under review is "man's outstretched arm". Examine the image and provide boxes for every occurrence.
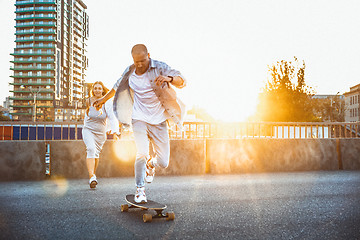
[93,88,115,109]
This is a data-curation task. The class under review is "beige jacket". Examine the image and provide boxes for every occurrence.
[112,59,186,128]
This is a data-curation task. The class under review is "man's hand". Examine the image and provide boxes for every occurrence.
[155,75,172,86]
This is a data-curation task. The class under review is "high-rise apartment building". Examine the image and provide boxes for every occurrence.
[10,0,89,121]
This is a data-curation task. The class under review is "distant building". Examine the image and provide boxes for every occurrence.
[313,94,344,100]
[9,0,89,121]
[0,105,12,120]
[3,97,12,110]
[344,83,360,122]
[85,82,92,98]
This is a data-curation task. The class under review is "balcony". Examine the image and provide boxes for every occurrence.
[33,44,55,48]
[15,15,56,21]
[15,22,56,27]
[10,66,55,70]
[15,7,56,13]
[73,80,83,87]
[73,28,83,38]
[73,55,83,63]
[9,96,53,101]
[11,52,55,56]
[15,0,56,6]
[10,82,55,86]
[9,105,32,108]
[10,89,53,93]
[11,74,55,78]
[10,105,53,108]
[10,112,33,116]
[15,43,34,48]
[73,61,82,69]
[15,29,56,35]
[15,43,56,49]
[15,37,56,42]
[11,59,54,63]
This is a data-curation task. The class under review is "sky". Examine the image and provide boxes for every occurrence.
[1,0,360,121]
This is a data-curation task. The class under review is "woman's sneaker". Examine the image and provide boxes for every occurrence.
[145,158,155,183]
[89,175,98,189]
[135,187,147,203]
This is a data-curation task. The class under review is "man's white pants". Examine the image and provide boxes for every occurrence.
[132,120,170,187]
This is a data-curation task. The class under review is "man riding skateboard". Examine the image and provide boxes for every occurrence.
[93,44,186,203]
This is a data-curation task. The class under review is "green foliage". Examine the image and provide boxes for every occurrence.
[255,57,317,122]
[312,96,345,122]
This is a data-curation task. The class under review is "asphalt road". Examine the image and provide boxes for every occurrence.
[1,171,360,240]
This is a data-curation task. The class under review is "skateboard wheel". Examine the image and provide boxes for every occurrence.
[166,212,175,221]
[143,214,152,223]
[121,204,129,212]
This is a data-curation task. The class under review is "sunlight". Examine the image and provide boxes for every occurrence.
[42,175,69,198]
[197,93,259,122]
[112,140,136,163]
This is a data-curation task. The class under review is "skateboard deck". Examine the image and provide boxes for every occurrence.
[125,194,166,210]
[121,194,175,223]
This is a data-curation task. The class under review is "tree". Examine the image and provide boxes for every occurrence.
[312,96,345,122]
[254,57,317,122]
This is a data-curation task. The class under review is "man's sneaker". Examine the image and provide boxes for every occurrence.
[89,174,98,189]
[145,158,155,183]
[134,187,147,203]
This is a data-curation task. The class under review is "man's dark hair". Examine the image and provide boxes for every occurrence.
[131,44,148,55]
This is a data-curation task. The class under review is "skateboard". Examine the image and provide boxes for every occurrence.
[121,194,175,223]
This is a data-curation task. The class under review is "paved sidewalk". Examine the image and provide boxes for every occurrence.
[1,171,360,239]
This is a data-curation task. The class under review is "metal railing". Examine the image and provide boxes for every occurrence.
[0,121,359,141]
[0,122,83,141]
[171,122,360,139]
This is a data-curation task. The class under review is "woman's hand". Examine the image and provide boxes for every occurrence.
[113,133,121,140]
[107,130,121,140]
[93,97,105,110]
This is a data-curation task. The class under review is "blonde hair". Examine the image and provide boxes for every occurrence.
[86,81,109,115]
[90,81,109,97]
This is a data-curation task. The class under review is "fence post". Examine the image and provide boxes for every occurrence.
[336,138,343,170]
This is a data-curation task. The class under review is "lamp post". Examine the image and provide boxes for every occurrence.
[74,100,78,121]
[330,92,340,122]
[20,85,50,122]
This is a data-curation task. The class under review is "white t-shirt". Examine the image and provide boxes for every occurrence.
[129,71,167,124]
